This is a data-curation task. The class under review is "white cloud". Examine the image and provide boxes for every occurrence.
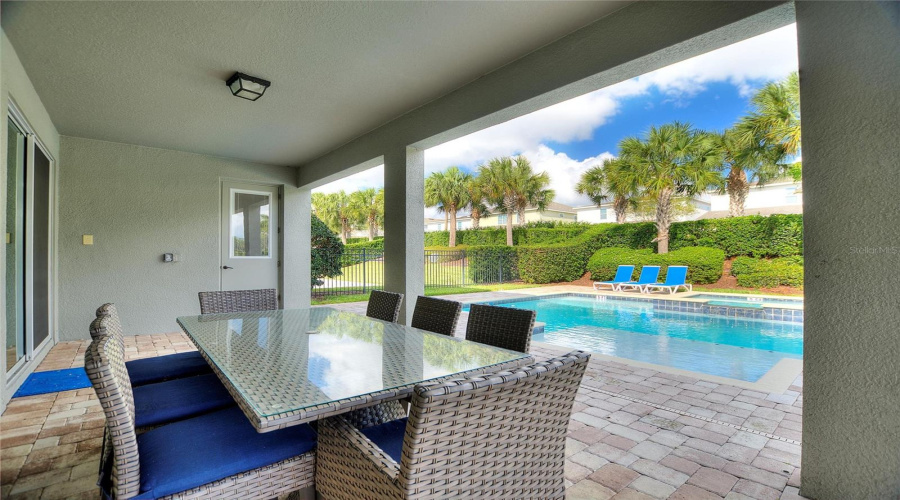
[314,24,798,206]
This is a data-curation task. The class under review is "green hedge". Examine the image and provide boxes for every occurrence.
[669,214,803,257]
[586,247,724,285]
[425,245,468,264]
[346,236,383,244]
[730,256,804,288]
[516,223,657,283]
[341,239,385,266]
[423,224,590,247]
[467,246,519,283]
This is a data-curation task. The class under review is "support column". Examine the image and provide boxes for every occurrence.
[282,186,312,309]
[383,146,424,324]
[796,2,900,499]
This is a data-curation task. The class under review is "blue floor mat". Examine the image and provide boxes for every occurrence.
[13,368,92,398]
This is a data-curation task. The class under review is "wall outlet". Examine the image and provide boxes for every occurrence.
[163,253,180,263]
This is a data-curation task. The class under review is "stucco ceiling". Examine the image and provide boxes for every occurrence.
[2,1,630,166]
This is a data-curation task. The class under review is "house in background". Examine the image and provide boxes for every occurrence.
[575,179,802,223]
[448,202,577,231]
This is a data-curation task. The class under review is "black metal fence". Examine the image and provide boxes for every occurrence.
[311,248,518,298]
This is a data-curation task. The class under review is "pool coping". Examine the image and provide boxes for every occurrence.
[461,288,804,393]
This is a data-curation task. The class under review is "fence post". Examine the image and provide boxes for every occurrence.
[361,248,367,293]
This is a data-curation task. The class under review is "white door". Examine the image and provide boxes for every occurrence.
[221,182,279,298]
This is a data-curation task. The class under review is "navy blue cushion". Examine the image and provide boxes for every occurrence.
[134,406,317,499]
[360,418,407,463]
[133,373,235,428]
[126,351,212,386]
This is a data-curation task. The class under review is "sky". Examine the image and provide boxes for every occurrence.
[313,24,799,213]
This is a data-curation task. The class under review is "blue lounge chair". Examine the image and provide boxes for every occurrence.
[593,265,635,291]
[643,265,693,294]
[618,266,661,292]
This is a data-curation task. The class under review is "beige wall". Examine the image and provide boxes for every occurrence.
[57,137,296,340]
[798,2,900,499]
[1,30,62,406]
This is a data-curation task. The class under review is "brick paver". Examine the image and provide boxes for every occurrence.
[1,292,809,500]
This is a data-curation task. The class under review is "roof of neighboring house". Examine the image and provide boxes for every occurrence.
[540,202,576,213]
[698,205,803,220]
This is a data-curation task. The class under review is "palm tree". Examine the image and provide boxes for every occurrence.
[479,156,554,246]
[575,157,639,223]
[311,190,354,244]
[722,72,801,216]
[424,166,471,247]
[348,188,384,241]
[465,177,490,229]
[618,122,723,253]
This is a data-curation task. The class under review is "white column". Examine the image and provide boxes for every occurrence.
[796,2,900,499]
[282,186,311,309]
[383,146,424,324]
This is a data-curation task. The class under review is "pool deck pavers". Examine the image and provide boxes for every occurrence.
[1,287,807,499]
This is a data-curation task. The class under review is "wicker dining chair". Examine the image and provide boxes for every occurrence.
[409,296,462,336]
[198,288,278,314]
[316,350,590,500]
[366,290,403,323]
[85,332,317,500]
[93,303,212,386]
[465,303,536,353]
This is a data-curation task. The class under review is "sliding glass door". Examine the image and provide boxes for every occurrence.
[6,118,26,373]
[5,109,54,377]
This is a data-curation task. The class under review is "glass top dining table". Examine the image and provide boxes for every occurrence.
[177,307,532,432]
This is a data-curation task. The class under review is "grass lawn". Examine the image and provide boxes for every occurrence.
[311,282,542,305]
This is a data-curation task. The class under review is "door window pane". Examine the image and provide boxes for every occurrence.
[6,119,25,371]
[231,191,271,257]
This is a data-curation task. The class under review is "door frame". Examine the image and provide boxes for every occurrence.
[218,179,282,301]
[3,99,58,397]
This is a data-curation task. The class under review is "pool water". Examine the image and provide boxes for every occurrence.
[472,296,803,382]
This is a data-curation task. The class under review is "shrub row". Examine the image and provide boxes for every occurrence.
[341,239,385,266]
[423,224,590,247]
[731,256,804,288]
[586,247,725,285]
[467,246,519,283]
[345,236,383,244]
[669,214,803,257]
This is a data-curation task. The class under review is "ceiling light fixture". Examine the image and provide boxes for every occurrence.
[226,72,271,101]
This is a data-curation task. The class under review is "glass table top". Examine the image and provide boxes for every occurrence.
[177,307,529,419]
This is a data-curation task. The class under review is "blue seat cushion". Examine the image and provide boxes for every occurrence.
[133,373,235,428]
[126,351,212,386]
[360,418,407,463]
[134,406,317,499]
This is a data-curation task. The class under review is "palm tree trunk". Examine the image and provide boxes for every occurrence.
[517,207,526,226]
[367,215,375,241]
[505,210,514,246]
[727,168,750,217]
[444,212,448,230]
[655,188,673,254]
[614,196,628,223]
[449,204,458,247]
[340,219,348,245]
[472,209,481,229]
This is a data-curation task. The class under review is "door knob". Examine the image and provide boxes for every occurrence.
[222,266,233,270]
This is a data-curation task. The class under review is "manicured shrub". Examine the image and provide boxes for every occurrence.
[311,215,344,286]
[666,247,725,284]
[341,239,385,266]
[730,256,761,276]
[345,236,383,244]
[467,246,519,283]
[736,262,803,288]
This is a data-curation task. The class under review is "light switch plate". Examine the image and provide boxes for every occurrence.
[83,235,93,245]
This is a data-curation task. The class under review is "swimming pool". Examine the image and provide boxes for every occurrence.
[683,292,803,307]
[467,295,803,382]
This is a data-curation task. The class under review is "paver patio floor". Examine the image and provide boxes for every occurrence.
[1,289,807,499]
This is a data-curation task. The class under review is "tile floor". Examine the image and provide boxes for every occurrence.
[1,293,807,500]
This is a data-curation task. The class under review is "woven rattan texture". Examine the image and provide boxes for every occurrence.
[465,303,536,353]
[409,296,461,336]
[316,351,590,500]
[198,289,278,314]
[366,290,403,322]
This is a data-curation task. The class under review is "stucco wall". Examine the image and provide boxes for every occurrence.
[797,2,900,499]
[57,137,296,340]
